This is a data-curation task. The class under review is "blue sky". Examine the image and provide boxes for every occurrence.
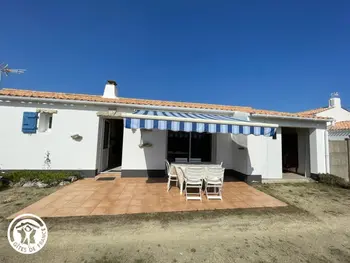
[1,1,349,112]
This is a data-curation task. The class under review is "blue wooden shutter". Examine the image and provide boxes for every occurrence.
[22,112,38,133]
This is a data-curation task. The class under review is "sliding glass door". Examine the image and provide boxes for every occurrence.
[167,131,212,162]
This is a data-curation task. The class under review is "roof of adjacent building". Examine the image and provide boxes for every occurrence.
[329,121,350,131]
[0,88,330,120]
[296,107,329,116]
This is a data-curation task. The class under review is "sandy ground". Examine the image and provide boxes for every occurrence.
[1,183,350,263]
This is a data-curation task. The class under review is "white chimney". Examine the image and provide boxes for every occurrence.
[329,92,341,108]
[102,80,118,98]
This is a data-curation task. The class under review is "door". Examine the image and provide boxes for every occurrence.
[102,120,111,171]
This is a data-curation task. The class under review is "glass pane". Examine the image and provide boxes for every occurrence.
[103,121,110,149]
[167,131,190,162]
[190,132,212,162]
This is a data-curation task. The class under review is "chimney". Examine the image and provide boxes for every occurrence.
[102,80,118,98]
[329,92,341,108]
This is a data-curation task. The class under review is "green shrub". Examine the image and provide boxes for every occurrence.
[3,171,81,184]
[318,173,350,189]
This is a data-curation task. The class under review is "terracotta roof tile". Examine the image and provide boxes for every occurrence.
[0,88,252,112]
[296,107,328,116]
[329,121,350,131]
[0,88,329,120]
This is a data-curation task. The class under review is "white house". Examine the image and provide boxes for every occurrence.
[297,93,350,140]
[0,81,331,182]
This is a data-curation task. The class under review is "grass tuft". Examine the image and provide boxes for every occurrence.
[3,170,81,184]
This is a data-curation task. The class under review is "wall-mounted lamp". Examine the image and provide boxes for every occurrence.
[71,134,83,141]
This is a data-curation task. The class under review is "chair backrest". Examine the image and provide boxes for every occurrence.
[177,167,186,178]
[189,158,201,163]
[175,157,188,163]
[165,160,170,173]
[207,167,225,181]
[185,166,204,183]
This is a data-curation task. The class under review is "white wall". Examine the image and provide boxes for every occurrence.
[316,107,350,123]
[230,134,249,174]
[0,102,101,171]
[121,128,167,170]
[309,128,328,174]
[297,128,310,176]
[215,134,235,169]
[246,128,282,179]
[228,129,282,179]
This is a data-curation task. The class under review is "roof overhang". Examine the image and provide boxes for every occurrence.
[251,113,332,122]
[0,95,239,115]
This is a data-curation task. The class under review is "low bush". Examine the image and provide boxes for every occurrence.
[3,170,81,184]
[316,173,350,189]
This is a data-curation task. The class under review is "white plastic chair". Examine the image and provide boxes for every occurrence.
[204,167,225,200]
[165,160,178,192]
[183,166,204,201]
[189,158,201,163]
[175,158,188,163]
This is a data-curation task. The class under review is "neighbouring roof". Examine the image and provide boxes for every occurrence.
[329,121,350,131]
[0,88,329,120]
[296,107,329,116]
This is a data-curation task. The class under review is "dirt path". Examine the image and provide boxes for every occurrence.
[1,183,350,263]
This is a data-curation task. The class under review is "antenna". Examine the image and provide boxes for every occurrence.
[331,92,339,98]
[0,62,26,83]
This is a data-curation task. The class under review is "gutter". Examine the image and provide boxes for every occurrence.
[0,95,242,115]
[251,113,333,122]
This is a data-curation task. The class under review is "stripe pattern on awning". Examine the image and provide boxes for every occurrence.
[124,110,276,136]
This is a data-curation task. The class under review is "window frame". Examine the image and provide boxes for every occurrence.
[38,112,53,133]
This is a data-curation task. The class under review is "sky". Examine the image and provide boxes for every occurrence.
[1,0,350,112]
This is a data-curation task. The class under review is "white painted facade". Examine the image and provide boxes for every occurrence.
[0,101,102,173]
[317,107,350,124]
[0,88,331,180]
[121,128,167,171]
[312,95,350,141]
[316,95,350,122]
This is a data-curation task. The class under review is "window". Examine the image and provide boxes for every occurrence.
[167,131,212,162]
[48,115,53,129]
[38,113,53,132]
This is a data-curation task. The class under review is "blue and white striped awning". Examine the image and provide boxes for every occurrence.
[124,110,277,136]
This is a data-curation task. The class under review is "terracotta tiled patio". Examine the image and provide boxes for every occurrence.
[10,177,286,218]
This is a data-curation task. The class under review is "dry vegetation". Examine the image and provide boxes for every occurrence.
[0,182,350,263]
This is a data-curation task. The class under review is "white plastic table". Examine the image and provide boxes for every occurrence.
[170,163,222,195]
